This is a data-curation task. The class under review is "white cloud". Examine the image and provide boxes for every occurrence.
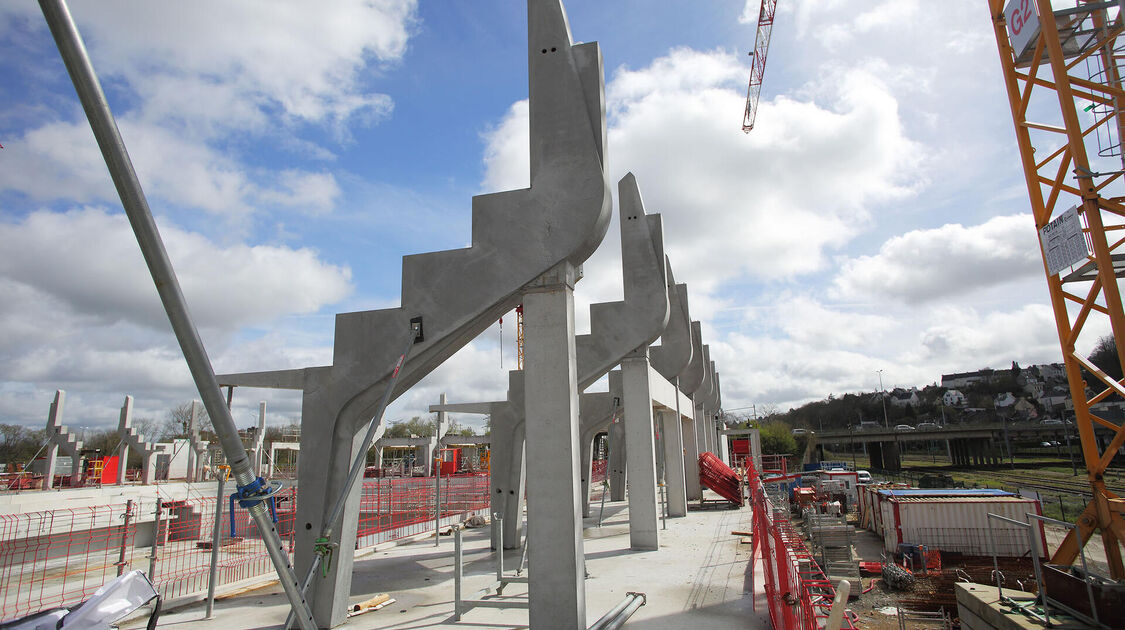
[480,47,926,299]
[831,214,1040,304]
[0,207,353,332]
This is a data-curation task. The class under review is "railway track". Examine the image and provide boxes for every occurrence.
[905,465,1124,500]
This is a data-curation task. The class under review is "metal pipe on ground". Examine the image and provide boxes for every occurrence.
[587,592,646,630]
[37,2,316,627]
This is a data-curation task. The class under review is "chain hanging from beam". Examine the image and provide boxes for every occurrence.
[989,0,1125,578]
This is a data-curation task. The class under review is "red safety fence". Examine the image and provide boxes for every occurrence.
[0,503,137,621]
[748,466,857,630]
[356,474,490,546]
[1,474,490,623]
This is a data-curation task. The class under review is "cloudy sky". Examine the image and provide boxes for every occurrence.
[0,0,1105,433]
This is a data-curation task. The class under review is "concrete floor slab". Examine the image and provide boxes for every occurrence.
[125,496,768,630]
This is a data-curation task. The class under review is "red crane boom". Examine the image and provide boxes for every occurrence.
[742,0,777,133]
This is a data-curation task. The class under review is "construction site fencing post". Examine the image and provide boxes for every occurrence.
[116,499,133,577]
[205,474,226,619]
[148,499,162,581]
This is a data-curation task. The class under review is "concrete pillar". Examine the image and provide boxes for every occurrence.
[683,416,701,500]
[608,414,627,501]
[659,410,687,517]
[188,401,208,482]
[491,399,525,550]
[250,401,266,476]
[869,442,884,470]
[621,350,659,550]
[522,262,585,630]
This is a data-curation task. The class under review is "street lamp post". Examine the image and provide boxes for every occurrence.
[876,369,890,428]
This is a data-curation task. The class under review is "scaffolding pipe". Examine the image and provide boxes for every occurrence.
[587,592,646,630]
[37,2,316,627]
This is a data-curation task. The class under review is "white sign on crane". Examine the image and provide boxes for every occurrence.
[1039,206,1089,276]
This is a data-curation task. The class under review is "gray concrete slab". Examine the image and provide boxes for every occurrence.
[125,496,767,630]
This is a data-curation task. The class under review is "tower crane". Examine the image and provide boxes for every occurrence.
[990,0,1125,578]
[742,0,778,133]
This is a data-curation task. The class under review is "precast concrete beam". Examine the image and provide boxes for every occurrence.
[42,390,83,490]
[575,173,668,390]
[695,346,714,456]
[117,396,157,485]
[215,0,611,622]
[188,401,208,482]
[680,322,706,500]
[649,266,692,382]
[249,401,267,477]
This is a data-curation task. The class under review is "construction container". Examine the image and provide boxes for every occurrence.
[878,492,1046,556]
[864,487,1009,536]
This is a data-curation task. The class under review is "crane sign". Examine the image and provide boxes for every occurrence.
[742,0,778,133]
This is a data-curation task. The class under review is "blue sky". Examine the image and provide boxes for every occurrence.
[0,1,1101,434]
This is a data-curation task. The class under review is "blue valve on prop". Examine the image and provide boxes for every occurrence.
[229,476,280,537]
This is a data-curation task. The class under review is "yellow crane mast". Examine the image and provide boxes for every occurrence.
[989,0,1125,577]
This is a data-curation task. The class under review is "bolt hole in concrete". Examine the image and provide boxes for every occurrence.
[541,48,547,53]
[305,523,312,530]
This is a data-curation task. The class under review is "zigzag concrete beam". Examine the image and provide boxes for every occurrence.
[575,173,669,390]
[117,396,157,485]
[217,1,611,623]
[649,263,692,383]
[680,322,706,396]
[42,390,82,490]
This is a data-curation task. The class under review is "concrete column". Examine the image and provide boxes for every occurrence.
[621,351,659,550]
[683,416,701,500]
[117,399,130,486]
[522,263,585,630]
[659,410,687,517]
[608,415,627,502]
[250,401,266,476]
[490,404,526,550]
[869,442,884,470]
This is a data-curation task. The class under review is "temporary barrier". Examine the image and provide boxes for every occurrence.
[0,474,490,622]
[698,452,742,506]
[748,466,856,630]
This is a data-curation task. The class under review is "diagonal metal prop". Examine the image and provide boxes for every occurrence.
[37,1,317,627]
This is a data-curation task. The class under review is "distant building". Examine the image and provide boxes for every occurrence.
[995,392,1017,408]
[1032,363,1066,381]
[888,388,920,408]
[942,389,967,407]
[1013,398,1038,420]
[941,369,996,389]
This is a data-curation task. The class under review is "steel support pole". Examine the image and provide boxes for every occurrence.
[37,3,316,626]
[206,475,226,619]
[148,499,162,581]
[116,499,133,577]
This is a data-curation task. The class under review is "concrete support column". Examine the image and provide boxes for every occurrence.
[868,441,883,470]
[683,417,702,500]
[608,416,627,501]
[660,410,687,517]
[491,406,526,550]
[522,263,585,630]
[621,351,659,550]
[580,431,597,519]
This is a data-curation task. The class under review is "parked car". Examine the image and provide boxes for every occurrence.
[1040,441,1053,447]
[1041,418,1063,426]
[894,424,915,431]
[916,422,940,431]
[856,470,872,484]
[791,428,809,436]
